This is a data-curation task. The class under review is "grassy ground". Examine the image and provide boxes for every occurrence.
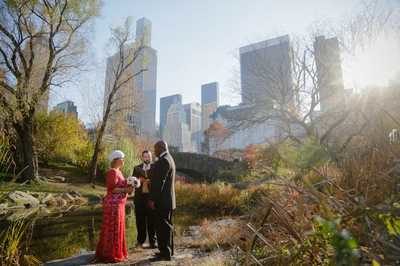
[0,163,106,199]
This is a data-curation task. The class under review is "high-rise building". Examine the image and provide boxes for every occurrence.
[53,100,78,118]
[103,17,157,136]
[184,102,202,152]
[136,17,151,47]
[135,18,157,136]
[160,94,182,136]
[313,36,345,112]
[22,37,50,113]
[240,35,293,108]
[183,102,202,134]
[163,103,192,152]
[201,82,219,132]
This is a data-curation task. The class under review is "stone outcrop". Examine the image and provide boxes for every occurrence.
[8,191,40,208]
[1,190,91,214]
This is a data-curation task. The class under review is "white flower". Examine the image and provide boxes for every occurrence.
[127,176,141,188]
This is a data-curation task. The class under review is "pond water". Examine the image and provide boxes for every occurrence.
[0,202,203,263]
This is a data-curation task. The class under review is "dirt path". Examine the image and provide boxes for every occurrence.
[45,247,229,266]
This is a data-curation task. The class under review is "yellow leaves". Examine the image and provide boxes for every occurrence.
[372,259,381,266]
[67,0,101,18]
[34,111,89,164]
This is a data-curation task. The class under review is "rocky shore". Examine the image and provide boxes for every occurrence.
[0,190,95,220]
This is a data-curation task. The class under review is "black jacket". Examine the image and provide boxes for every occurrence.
[132,163,151,201]
[150,152,176,210]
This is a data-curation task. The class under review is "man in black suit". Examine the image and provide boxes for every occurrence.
[132,150,156,248]
[149,141,176,261]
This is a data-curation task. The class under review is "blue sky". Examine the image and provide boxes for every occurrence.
[50,0,400,124]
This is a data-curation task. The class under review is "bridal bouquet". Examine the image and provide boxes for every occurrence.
[127,176,141,188]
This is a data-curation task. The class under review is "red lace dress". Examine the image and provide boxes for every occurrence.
[95,168,128,262]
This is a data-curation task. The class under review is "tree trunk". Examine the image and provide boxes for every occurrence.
[14,118,38,181]
[89,121,107,184]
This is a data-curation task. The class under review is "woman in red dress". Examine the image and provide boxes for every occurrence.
[95,150,133,263]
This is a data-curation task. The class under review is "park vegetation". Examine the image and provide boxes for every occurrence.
[0,0,399,265]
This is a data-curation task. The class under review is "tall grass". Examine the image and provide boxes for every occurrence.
[0,219,40,266]
[0,134,14,181]
[233,137,400,265]
[176,181,242,216]
[175,181,273,217]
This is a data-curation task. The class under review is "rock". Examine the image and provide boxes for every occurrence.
[6,205,26,210]
[48,176,66,182]
[0,203,8,215]
[74,196,88,205]
[42,193,58,206]
[8,191,40,208]
[69,191,82,198]
[61,193,75,203]
[45,251,95,266]
[88,195,102,204]
[55,197,68,208]
[67,191,87,205]
[7,207,39,221]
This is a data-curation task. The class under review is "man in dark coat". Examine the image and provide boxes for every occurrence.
[149,141,176,261]
[132,150,156,248]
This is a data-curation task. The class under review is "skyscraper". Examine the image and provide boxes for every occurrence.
[163,103,192,152]
[22,37,49,113]
[134,18,157,136]
[201,82,219,132]
[160,94,183,136]
[136,17,151,47]
[184,102,202,152]
[183,102,202,133]
[53,100,78,118]
[240,35,293,108]
[103,18,157,137]
[313,36,345,112]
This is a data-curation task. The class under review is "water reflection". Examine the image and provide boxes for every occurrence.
[0,203,137,262]
[0,203,208,262]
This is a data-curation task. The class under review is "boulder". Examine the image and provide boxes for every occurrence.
[7,207,39,221]
[0,203,8,215]
[55,197,68,208]
[48,176,66,182]
[74,196,88,205]
[69,191,82,198]
[61,192,75,202]
[8,191,40,208]
[42,193,58,206]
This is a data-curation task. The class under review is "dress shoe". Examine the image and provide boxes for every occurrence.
[149,254,171,262]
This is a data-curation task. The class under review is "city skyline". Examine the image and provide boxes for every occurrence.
[49,0,400,125]
[103,17,157,136]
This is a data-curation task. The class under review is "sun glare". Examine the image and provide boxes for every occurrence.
[343,34,400,89]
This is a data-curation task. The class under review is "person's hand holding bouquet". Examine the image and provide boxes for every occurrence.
[127,176,141,195]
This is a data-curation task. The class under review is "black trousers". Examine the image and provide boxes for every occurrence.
[155,209,174,258]
[134,194,156,245]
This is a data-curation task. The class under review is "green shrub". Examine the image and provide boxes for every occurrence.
[34,112,90,166]
[98,137,141,177]
[314,216,360,265]
[279,138,330,173]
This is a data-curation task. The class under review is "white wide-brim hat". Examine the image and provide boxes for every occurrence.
[108,150,125,162]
